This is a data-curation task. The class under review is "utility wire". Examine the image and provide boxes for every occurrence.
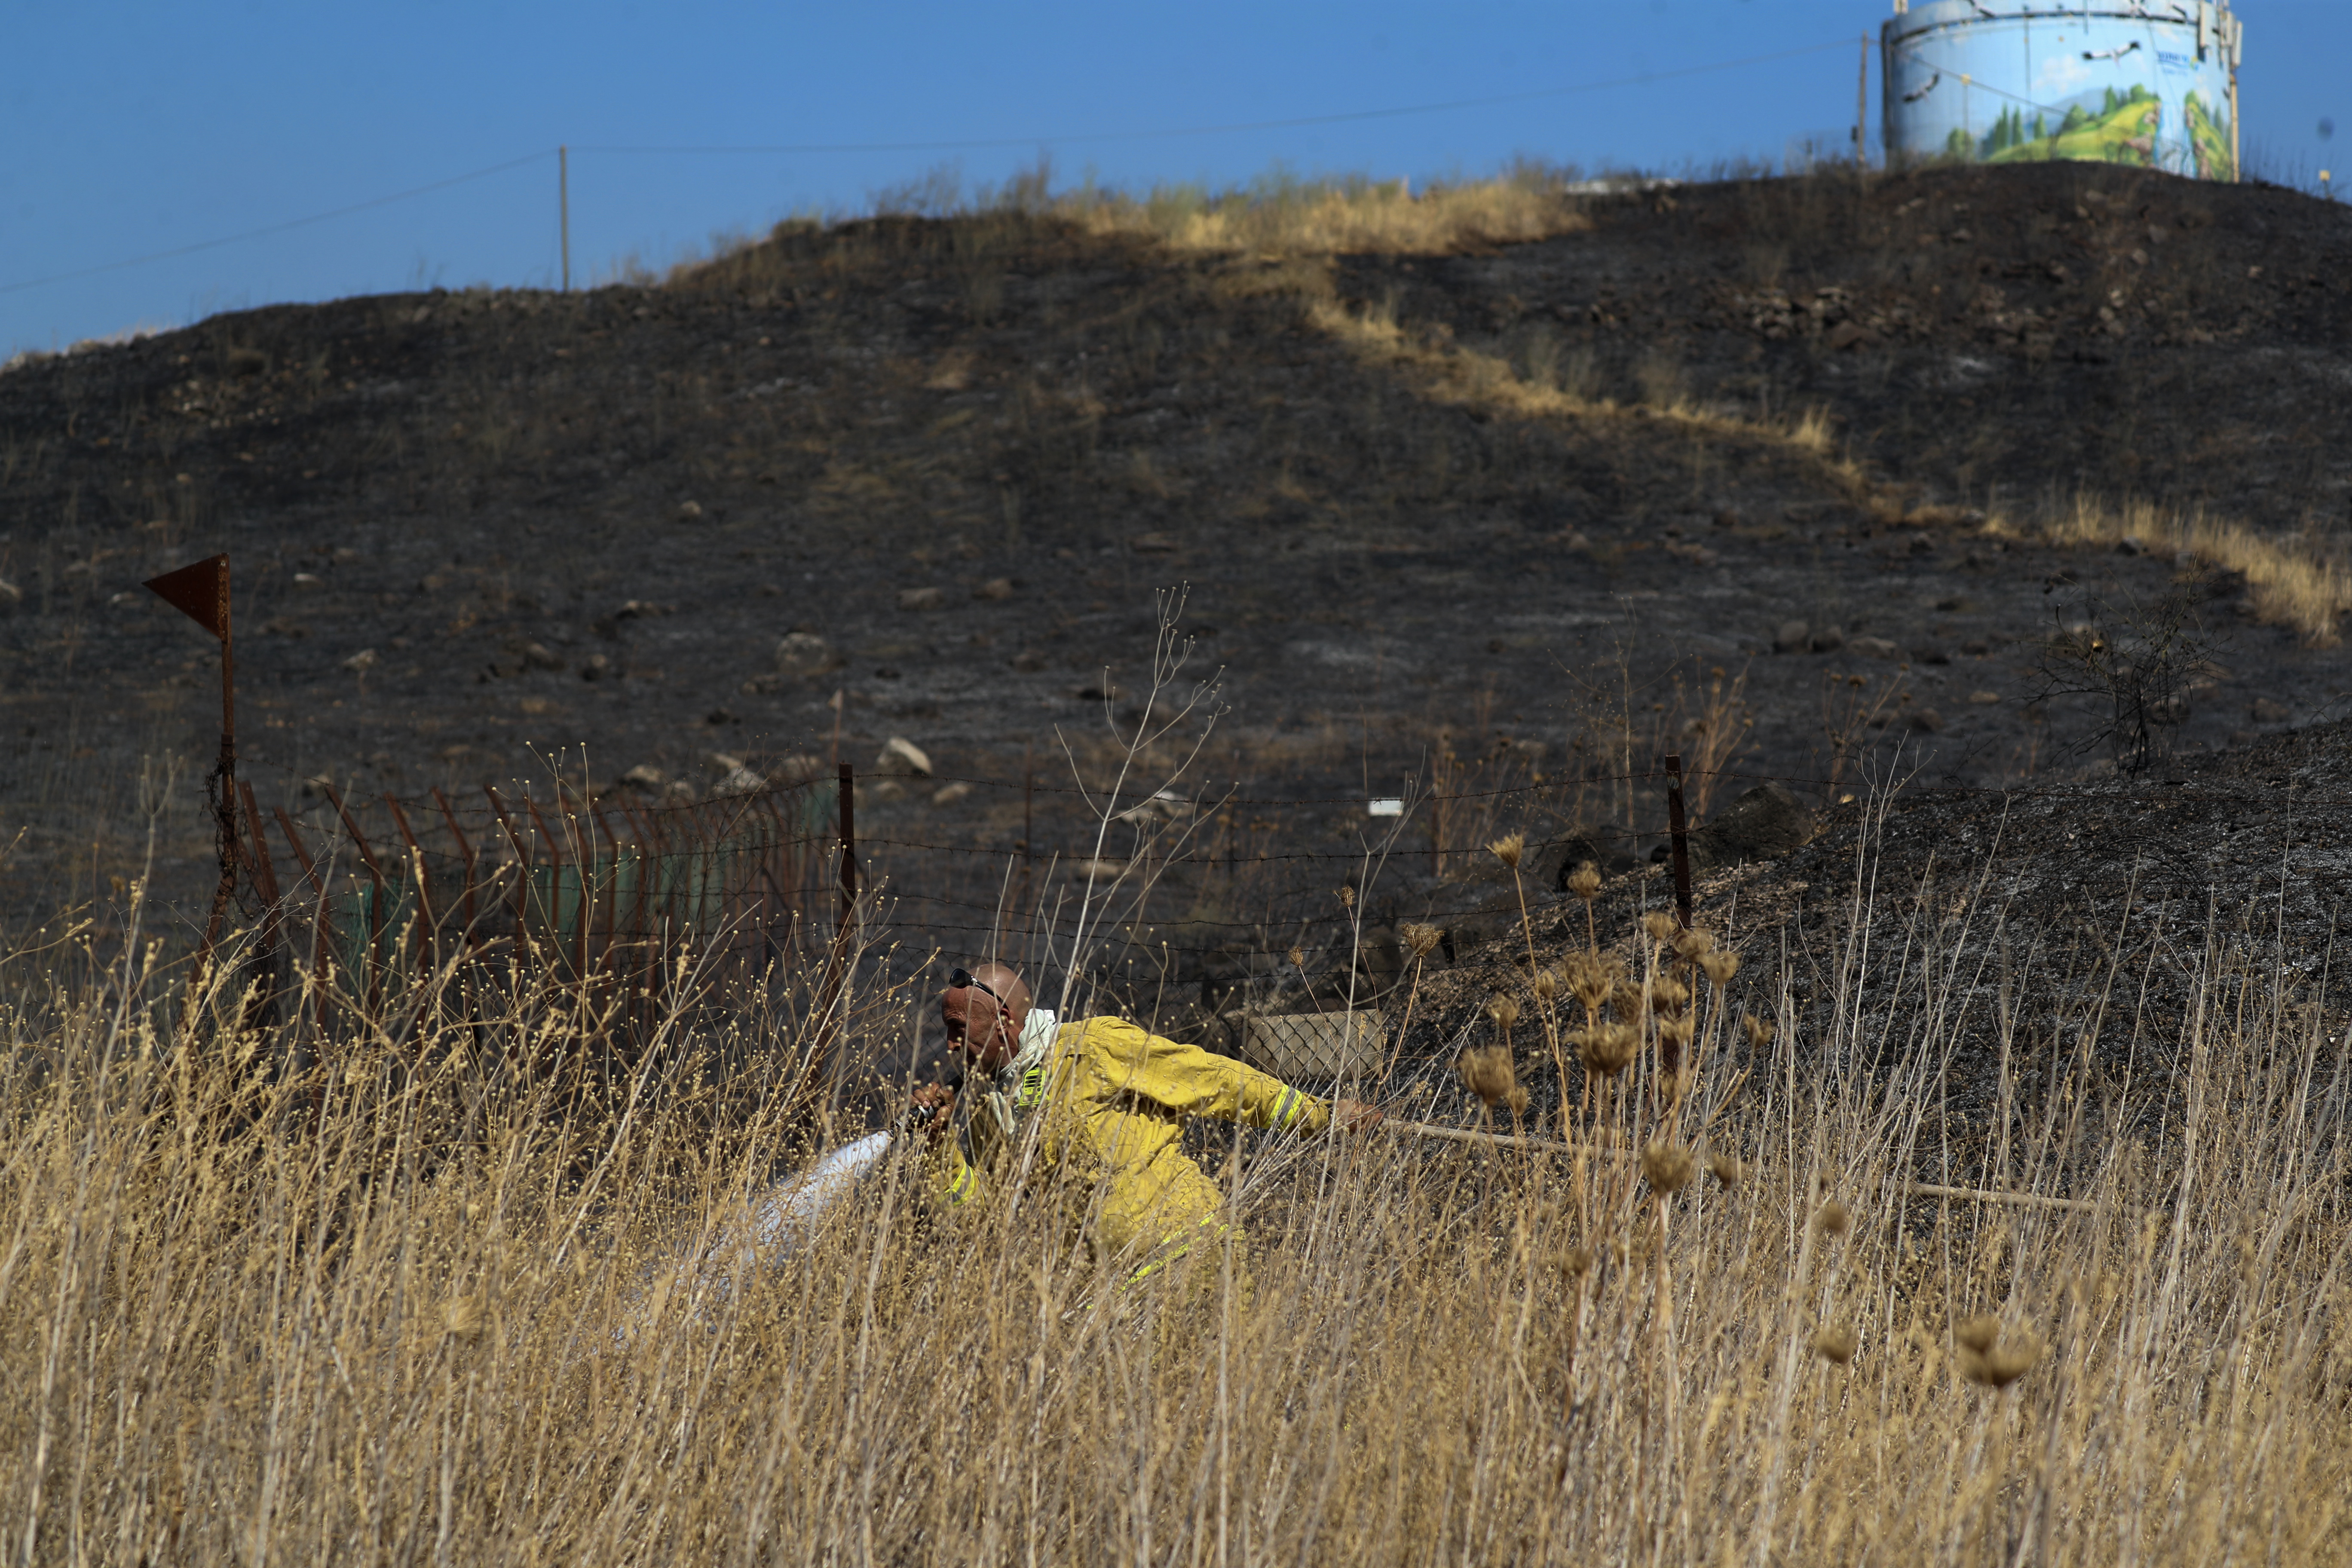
[578,38,1860,156]
[0,150,557,297]
[6,36,1863,298]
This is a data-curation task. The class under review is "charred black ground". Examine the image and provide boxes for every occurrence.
[3,162,2349,1105]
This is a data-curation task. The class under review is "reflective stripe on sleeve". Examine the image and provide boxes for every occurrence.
[946,1164,975,1205]
[1273,1086,1300,1130]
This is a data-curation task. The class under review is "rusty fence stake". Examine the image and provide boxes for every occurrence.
[234,780,284,1034]
[1662,753,1694,930]
[814,763,858,1109]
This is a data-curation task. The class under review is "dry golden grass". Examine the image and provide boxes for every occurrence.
[1991,491,2352,647]
[1302,289,1857,483]
[1063,167,1592,257]
[5,857,2349,1565]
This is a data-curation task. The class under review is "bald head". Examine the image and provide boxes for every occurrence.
[941,962,1032,1072]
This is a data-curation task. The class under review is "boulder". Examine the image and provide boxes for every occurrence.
[1653,782,1816,873]
[1550,833,1642,891]
[770,753,828,785]
[971,577,1014,600]
[1848,636,1900,660]
[1773,619,1810,653]
[898,587,946,612]
[873,736,934,777]
[774,632,834,678]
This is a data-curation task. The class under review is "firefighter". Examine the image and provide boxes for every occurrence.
[908,962,1382,1292]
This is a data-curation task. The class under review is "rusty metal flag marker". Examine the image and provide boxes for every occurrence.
[144,554,244,993]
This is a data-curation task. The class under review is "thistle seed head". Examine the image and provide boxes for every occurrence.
[1655,1014,1695,1050]
[1963,1338,2042,1389]
[1567,861,1603,902]
[1954,1314,2001,1356]
[1287,946,1308,970]
[1648,975,1691,1016]
[1457,1045,1518,1108]
[1741,1014,1776,1049]
[441,1294,486,1340]
[1505,1086,1530,1115]
[1642,911,1681,945]
[1812,1326,1858,1366]
[1576,1023,1641,1076]
[1609,981,1649,1020]
[1564,1245,1595,1277]
[1486,993,1522,1030]
[1700,949,1741,987]
[1564,950,1620,1011]
[1488,833,1526,871]
[1401,922,1444,959]
[1672,926,1715,960]
[1816,1200,1852,1237]
[1706,1152,1744,1189]
[1641,1141,1696,1194]
[1531,968,1559,1002]
[1338,884,1356,909]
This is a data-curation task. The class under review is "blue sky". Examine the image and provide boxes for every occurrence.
[4,1,2342,358]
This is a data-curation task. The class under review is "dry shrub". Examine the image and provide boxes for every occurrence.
[2,871,2348,1562]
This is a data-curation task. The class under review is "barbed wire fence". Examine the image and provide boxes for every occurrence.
[189,738,2344,1109]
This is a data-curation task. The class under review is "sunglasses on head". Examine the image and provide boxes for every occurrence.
[947,968,1001,1003]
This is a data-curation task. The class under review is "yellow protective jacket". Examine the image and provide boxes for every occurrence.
[931,1014,1328,1276]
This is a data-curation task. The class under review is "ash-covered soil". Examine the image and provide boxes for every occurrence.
[1388,716,2352,1161]
[3,161,2349,995]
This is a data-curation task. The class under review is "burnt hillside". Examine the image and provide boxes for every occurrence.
[1,162,2348,957]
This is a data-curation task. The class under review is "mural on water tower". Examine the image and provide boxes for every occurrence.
[1883,2,2241,181]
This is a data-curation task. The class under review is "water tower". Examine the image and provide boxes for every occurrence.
[1882,1,2243,181]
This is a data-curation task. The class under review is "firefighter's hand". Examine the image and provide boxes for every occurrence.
[908,1082,957,1143]
[1330,1097,1385,1133]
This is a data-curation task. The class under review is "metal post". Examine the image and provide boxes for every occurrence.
[143,554,239,1015]
[559,145,571,292]
[212,589,238,950]
[1662,754,1694,931]
[1430,783,1444,881]
[811,763,857,1118]
[1856,34,1871,177]
[430,787,478,939]
[235,781,283,1035]
[383,794,432,977]
[323,784,388,1019]
[837,761,858,943]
